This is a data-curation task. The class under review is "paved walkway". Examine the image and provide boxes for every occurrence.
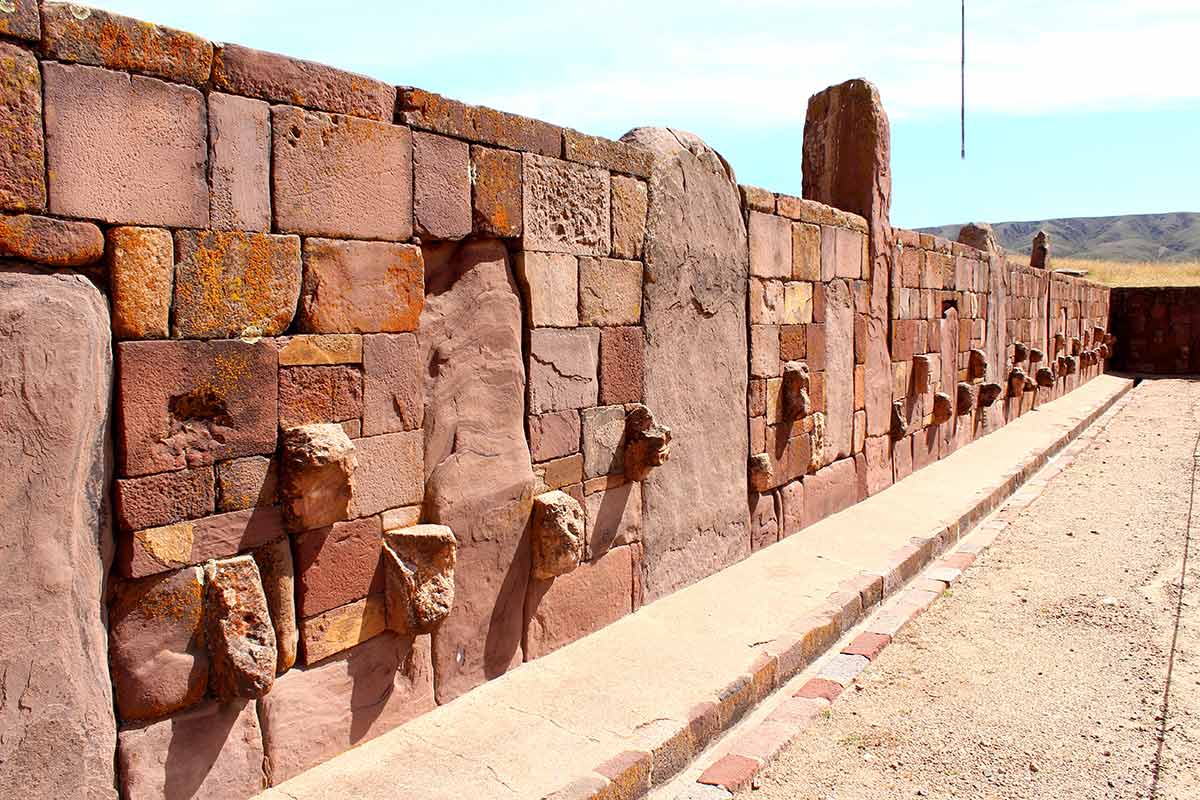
[262,375,1132,800]
[749,377,1199,800]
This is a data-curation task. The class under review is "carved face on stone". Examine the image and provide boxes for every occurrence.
[956,382,975,415]
[781,361,812,421]
[978,382,1003,408]
[889,400,908,440]
[1013,342,1028,363]
[932,392,953,424]
[623,404,671,480]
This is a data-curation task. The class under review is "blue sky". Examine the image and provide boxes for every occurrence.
[101,0,1199,229]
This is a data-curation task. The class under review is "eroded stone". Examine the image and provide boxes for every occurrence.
[956,382,975,415]
[0,42,45,212]
[279,423,357,532]
[781,361,812,421]
[382,525,457,636]
[531,491,585,579]
[523,153,610,255]
[204,556,276,700]
[978,382,1003,407]
[0,213,103,266]
[623,404,672,481]
[252,537,298,674]
[298,239,424,334]
[932,392,953,424]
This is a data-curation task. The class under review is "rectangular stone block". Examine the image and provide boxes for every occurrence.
[470,144,522,237]
[298,239,424,333]
[43,3,213,86]
[780,479,805,536]
[278,365,363,428]
[599,326,644,405]
[0,42,45,212]
[259,633,434,784]
[780,325,806,361]
[397,86,561,156]
[116,466,214,532]
[749,212,791,279]
[209,92,271,232]
[276,334,362,366]
[272,105,412,240]
[611,175,648,260]
[750,277,784,325]
[529,409,580,462]
[516,251,579,328]
[563,128,653,177]
[578,257,642,326]
[740,184,775,213]
[214,43,395,120]
[528,328,600,413]
[351,431,424,517]
[821,226,864,281]
[0,0,39,41]
[216,455,277,512]
[524,545,632,659]
[749,491,780,551]
[43,62,208,227]
[172,230,302,339]
[781,281,813,325]
[118,506,285,578]
[533,453,584,494]
[585,480,641,558]
[413,131,471,240]
[300,594,387,665]
[802,457,858,528]
[581,404,627,479]
[522,154,610,255]
[361,333,423,436]
[116,339,278,477]
[294,516,384,618]
[750,324,780,378]
[792,222,820,281]
[107,226,172,339]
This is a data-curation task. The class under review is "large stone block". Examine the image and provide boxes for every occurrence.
[581,404,628,478]
[253,536,298,674]
[259,633,434,784]
[529,409,581,462]
[802,457,858,527]
[821,226,864,280]
[117,339,277,476]
[0,212,104,266]
[115,466,215,532]
[622,127,749,600]
[525,546,633,659]
[523,153,611,255]
[611,175,648,259]
[398,86,560,156]
[531,490,585,579]
[117,699,264,800]
[272,105,412,240]
[471,144,522,237]
[351,430,424,517]
[516,251,579,328]
[108,226,173,339]
[823,279,855,463]
[0,273,115,797]
[294,516,384,618]
[108,567,207,722]
[298,238,424,333]
[43,62,207,227]
[300,594,387,665]
[413,131,471,240]
[279,423,356,532]
[382,525,457,635]
[0,42,45,212]
[209,92,272,231]
[117,506,286,578]
[362,333,424,435]
[599,325,644,405]
[585,480,642,558]
[749,211,791,279]
[419,240,533,702]
[173,230,301,339]
[578,256,643,326]
[0,0,39,41]
[279,364,363,430]
[528,327,601,413]
[205,556,276,700]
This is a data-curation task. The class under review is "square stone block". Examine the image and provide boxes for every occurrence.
[516,251,579,328]
[362,333,424,435]
[351,431,424,518]
[294,516,385,618]
[528,328,600,413]
[578,257,642,326]
[749,212,791,279]
[278,365,363,428]
[522,153,610,255]
[525,546,633,659]
[821,226,864,281]
[298,239,424,333]
[413,131,471,240]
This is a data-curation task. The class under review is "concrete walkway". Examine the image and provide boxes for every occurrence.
[262,375,1132,800]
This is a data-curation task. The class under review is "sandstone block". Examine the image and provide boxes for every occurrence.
[516,251,579,327]
[582,404,628,478]
[278,365,363,428]
[173,230,301,339]
[277,334,363,366]
[279,423,356,534]
[252,536,298,673]
[351,430,424,517]
[0,42,45,212]
[43,62,207,226]
[382,525,457,635]
[214,43,394,120]
[217,456,277,512]
[529,409,581,462]
[116,466,214,532]
[205,556,276,699]
[750,324,780,378]
[623,403,671,480]
[398,86,561,155]
[272,105,411,239]
[528,327,600,413]
[525,545,633,659]
[792,222,821,281]
[0,0,39,41]
[523,153,610,255]
[117,339,277,477]
[108,226,172,339]
[599,325,644,405]
[298,238,424,333]
[301,594,387,665]
[531,490,585,579]
[750,490,780,551]
[781,361,812,420]
[612,175,648,259]
[803,457,858,528]
[586,480,642,558]
[781,479,805,536]
[471,144,522,237]
[781,281,814,325]
[258,633,434,784]
[410,132,470,242]
[209,92,271,231]
[117,699,264,800]
[108,567,208,721]
[822,226,864,280]
[361,333,423,435]
[741,184,775,213]
[0,213,103,266]
[749,212,791,279]
[118,506,285,578]
[579,256,643,326]
[294,516,384,618]
[564,128,654,177]
[823,279,854,462]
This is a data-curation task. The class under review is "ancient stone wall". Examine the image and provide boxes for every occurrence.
[0,3,1116,797]
[1109,287,1200,373]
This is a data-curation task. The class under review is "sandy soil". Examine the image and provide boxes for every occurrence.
[754,378,1200,800]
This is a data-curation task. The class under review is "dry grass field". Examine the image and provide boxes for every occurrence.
[1005,257,1200,287]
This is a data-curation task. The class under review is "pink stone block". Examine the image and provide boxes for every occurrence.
[209,92,271,231]
[298,239,424,334]
[524,545,633,659]
[361,333,424,435]
[413,131,471,240]
[802,457,857,528]
[351,431,424,518]
[0,42,45,212]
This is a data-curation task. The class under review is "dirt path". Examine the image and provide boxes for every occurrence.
[754,378,1200,800]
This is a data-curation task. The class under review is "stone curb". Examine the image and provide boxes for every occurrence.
[687,384,1136,797]
[540,380,1134,800]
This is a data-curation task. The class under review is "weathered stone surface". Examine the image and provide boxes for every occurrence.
[382,525,457,636]
[528,327,601,413]
[582,404,628,478]
[350,430,424,517]
[525,545,633,659]
[217,456,277,512]
[612,175,648,259]
[173,230,301,339]
[279,423,357,532]
[956,382,976,415]
[978,382,1003,407]
[205,556,276,700]
[43,61,207,226]
[0,213,103,266]
[419,240,534,701]
[600,325,645,405]
[749,211,792,279]
[531,491,586,579]
[259,633,434,784]
[1008,367,1028,396]
[209,92,271,231]
[523,153,610,255]
[361,333,423,435]
[1031,230,1050,268]
[1013,341,1029,363]
[957,222,999,254]
[890,400,908,440]
[516,250,579,328]
[0,273,114,796]
[108,226,173,339]
[623,403,672,481]
[534,453,583,494]
[294,516,383,618]
[622,127,749,600]
[579,256,643,326]
[749,490,780,551]
[272,105,411,240]
[277,334,362,366]
[399,86,562,156]
[968,347,988,380]
[253,537,298,674]
[414,131,471,240]
[0,0,39,41]
[300,594,387,665]
[931,392,953,424]
[861,435,892,496]
[298,238,424,333]
[803,457,858,527]
[109,567,207,722]
[821,226,864,281]
[471,144,522,237]
[214,43,394,120]
[586,480,642,558]
[824,279,855,462]
[529,409,580,462]
[792,222,821,281]
[118,506,285,578]
[117,338,278,477]
[1030,347,1045,364]
[564,128,654,177]
[781,361,812,420]
[116,466,214,532]
[0,42,45,212]
[278,364,362,428]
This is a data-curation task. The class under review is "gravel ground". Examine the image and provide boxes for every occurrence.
[754,378,1200,800]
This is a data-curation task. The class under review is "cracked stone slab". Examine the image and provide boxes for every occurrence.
[817,653,870,687]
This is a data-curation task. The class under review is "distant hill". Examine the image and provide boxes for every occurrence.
[919,212,1200,262]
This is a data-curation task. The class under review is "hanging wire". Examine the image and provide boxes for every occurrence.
[961,0,966,159]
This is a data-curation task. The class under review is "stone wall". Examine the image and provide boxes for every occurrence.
[1109,287,1200,374]
[0,3,1116,797]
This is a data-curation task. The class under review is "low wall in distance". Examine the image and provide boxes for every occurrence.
[1109,287,1200,374]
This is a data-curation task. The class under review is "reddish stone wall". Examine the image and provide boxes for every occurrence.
[0,4,1117,797]
[1109,287,1200,373]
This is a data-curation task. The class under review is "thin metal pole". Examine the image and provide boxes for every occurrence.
[961,0,966,159]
